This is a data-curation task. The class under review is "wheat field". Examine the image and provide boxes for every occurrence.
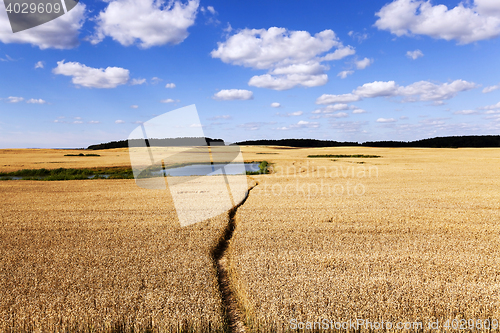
[0,179,229,332]
[0,147,499,332]
[231,147,500,331]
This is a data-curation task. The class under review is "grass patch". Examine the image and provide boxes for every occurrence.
[308,154,381,158]
[0,167,133,181]
[246,161,269,175]
[64,153,101,157]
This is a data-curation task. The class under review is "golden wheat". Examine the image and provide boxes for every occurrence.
[231,147,500,332]
[0,179,228,332]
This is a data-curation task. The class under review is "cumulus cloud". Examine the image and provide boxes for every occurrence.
[316,93,360,104]
[337,70,354,79]
[355,57,373,69]
[313,104,352,114]
[276,120,320,130]
[211,27,355,90]
[165,83,176,88]
[0,3,85,49]
[406,49,424,60]
[130,78,146,85]
[277,111,303,117]
[53,61,130,88]
[483,84,500,93]
[34,61,44,69]
[316,79,477,104]
[91,0,199,48]
[6,96,24,103]
[115,120,125,124]
[160,98,180,103]
[375,0,500,44]
[26,98,47,104]
[130,105,139,108]
[271,102,281,108]
[325,112,349,118]
[376,118,397,123]
[213,89,253,100]
[352,108,366,114]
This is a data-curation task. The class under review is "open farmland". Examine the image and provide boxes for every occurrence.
[0,179,231,332]
[232,147,500,331]
[0,147,499,332]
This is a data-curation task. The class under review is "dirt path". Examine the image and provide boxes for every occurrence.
[212,183,257,333]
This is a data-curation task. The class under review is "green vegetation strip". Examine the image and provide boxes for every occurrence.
[246,161,269,175]
[0,167,133,181]
[308,154,381,158]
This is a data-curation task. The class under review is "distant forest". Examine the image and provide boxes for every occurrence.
[87,137,224,150]
[87,135,500,150]
[236,136,500,148]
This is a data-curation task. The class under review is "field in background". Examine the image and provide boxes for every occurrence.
[0,147,499,332]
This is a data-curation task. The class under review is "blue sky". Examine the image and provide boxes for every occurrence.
[1,0,500,148]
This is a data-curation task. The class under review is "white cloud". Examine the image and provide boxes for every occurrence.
[207,6,216,14]
[337,70,354,79]
[406,49,424,60]
[130,105,139,108]
[213,89,253,100]
[276,120,320,130]
[151,77,162,84]
[316,93,361,104]
[316,79,477,104]
[248,73,328,90]
[375,0,500,44]
[26,98,47,104]
[91,0,199,48]
[376,118,397,123]
[115,120,126,124]
[6,96,24,103]
[211,27,355,90]
[354,81,398,98]
[271,102,281,108]
[8,96,26,103]
[277,111,304,117]
[479,101,500,109]
[53,61,130,88]
[160,98,180,103]
[130,78,146,85]
[453,110,479,115]
[483,84,500,93]
[325,112,349,118]
[352,108,366,114]
[0,3,86,49]
[165,83,176,88]
[319,104,351,113]
[88,121,100,124]
[355,57,373,70]
[34,61,44,69]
